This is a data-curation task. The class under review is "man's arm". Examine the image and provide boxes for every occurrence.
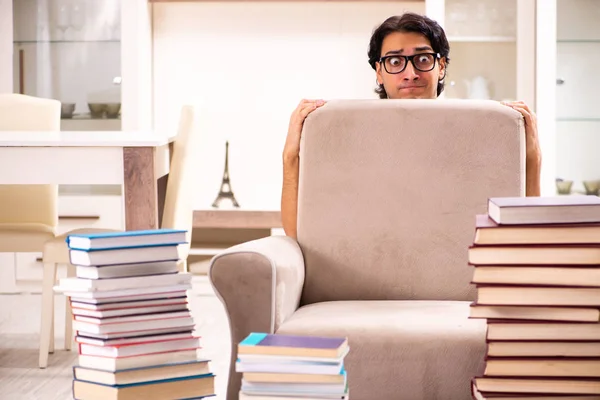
[526,155,542,197]
[501,101,542,197]
[281,99,326,239]
[281,155,300,238]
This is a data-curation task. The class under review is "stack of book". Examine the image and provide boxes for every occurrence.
[467,196,600,399]
[235,332,349,399]
[54,228,215,400]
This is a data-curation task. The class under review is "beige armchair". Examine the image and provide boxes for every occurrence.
[210,99,525,400]
[40,105,200,367]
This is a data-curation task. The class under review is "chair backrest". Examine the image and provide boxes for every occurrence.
[297,99,525,305]
[161,106,199,270]
[0,94,60,229]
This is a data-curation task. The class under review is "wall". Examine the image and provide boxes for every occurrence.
[152,1,425,210]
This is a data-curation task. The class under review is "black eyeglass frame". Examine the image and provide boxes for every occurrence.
[378,52,441,74]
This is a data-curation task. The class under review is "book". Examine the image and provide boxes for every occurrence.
[486,321,600,341]
[60,284,192,300]
[468,304,600,322]
[77,349,200,372]
[239,394,348,400]
[473,214,600,245]
[486,341,600,357]
[58,273,192,293]
[468,245,600,265]
[473,376,600,395]
[71,303,189,319]
[243,371,346,384]
[487,196,600,225]
[72,315,195,335]
[235,358,345,375]
[471,379,600,399]
[475,286,600,307]
[483,357,600,377]
[471,266,600,287]
[68,290,189,305]
[73,359,210,386]
[73,310,192,325]
[72,373,215,399]
[238,333,349,358]
[78,336,201,358]
[77,327,195,341]
[76,260,179,279]
[69,245,180,266]
[76,331,194,347]
[70,296,188,311]
[66,228,187,250]
[240,381,348,397]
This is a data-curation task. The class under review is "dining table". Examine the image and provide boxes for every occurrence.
[0,130,176,231]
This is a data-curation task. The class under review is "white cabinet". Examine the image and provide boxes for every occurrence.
[425,0,531,103]
[0,0,153,132]
[555,0,600,194]
[425,0,558,195]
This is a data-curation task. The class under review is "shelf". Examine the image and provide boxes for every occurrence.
[556,118,600,122]
[448,36,516,43]
[62,114,121,121]
[13,40,120,44]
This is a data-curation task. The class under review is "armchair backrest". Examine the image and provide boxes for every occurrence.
[297,99,524,305]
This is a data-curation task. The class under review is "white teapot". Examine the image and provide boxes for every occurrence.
[464,76,491,100]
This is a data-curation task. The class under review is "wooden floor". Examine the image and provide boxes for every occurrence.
[0,275,231,400]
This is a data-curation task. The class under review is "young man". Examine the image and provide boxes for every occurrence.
[282,13,542,238]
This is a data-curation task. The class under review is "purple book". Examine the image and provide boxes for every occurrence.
[238,332,348,358]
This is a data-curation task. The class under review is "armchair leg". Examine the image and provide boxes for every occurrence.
[39,262,57,368]
[64,264,75,351]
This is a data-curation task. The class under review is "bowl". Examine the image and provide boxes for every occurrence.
[555,180,573,195]
[88,103,106,118]
[61,103,75,119]
[105,103,121,119]
[583,180,600,195]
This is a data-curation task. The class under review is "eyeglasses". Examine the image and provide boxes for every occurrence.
[378,53,440,74]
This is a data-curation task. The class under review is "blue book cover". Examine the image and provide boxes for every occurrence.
[73,373,214,388]
[66,229,188,251]
[68,229,186,240]
[240,332,347,350]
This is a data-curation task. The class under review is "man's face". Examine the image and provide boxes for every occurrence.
[376,31,446,99]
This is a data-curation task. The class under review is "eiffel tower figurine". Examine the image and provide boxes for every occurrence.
[212,141,240,209]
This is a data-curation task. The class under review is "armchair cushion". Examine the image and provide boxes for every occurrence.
[276,300,487,400]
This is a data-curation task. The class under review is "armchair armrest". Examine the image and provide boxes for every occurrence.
[208,235,305,400]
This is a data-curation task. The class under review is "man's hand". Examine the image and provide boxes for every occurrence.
[283,99,326,163]
[281,99,326,239]
[501,100,542,196]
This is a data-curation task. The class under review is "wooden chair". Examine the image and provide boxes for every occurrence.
[0,94,61,368]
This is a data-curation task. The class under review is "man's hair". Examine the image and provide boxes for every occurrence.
[367,13,450,99]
